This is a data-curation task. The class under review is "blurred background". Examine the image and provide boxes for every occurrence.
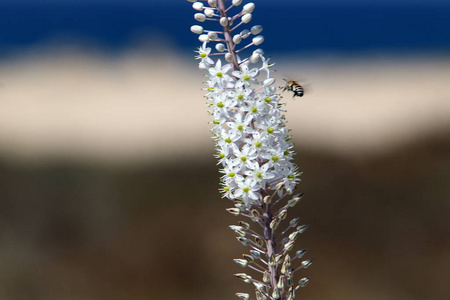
[0,0,449,299]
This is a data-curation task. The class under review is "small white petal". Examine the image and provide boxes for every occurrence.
[194,13,206,22]
[251,25,263,35]
[233,34,242,44]
[192,2,204,11]
[190,25,204,34]
[242,13,252,24]
[215,43,226,52]
[243,3,255,14]
[252,35,264,45]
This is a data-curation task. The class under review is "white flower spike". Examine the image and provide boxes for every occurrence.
[188,1,312,299]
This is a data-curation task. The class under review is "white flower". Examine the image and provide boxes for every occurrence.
[209,59,233,84]
[235,177,261,204]
[232,64,259,87]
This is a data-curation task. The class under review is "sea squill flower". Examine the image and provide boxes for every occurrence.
[187,1,312,299]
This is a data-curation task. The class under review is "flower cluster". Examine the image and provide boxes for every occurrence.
[188,1,312,300]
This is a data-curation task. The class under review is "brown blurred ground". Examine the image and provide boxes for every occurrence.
[0,47,449,300]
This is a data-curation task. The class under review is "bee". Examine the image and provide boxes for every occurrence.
[281,79,304,98]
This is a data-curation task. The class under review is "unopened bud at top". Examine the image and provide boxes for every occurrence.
[208,32,218,40]
[251,25,263,35]
[232,0,242,6]
[233,34,242,44]
[192,2,204,11]
[208,0,217,7]
[194,13,206,22]
[191,25,204,34]
[252,35,264,45]
[187,0,196,2]
[242,13,252,24]
[216,43,226,52]
[243,3,255,13]
[204,8,214,17]
[220,17,228,26]
[199,34,209,42]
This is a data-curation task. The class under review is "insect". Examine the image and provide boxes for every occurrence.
[281,79,304,98]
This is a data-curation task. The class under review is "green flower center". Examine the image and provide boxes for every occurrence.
[243,187,250,193]
[251,107,258,113]
[237,94,244,100]
[272,156,279,162]
[219,153,225,158]
[241,157,247,162]
[217,102,224,108]
[208,87,214,91]
[265,97,271,103]
[267,128,274,133]
[225,138,232,143]
[284,150,290,155]
[255,141,262,147]
[256,172,262,178]
[228,172,235,177]
[216,72,223,78]
[288,175,295,179]
[200,53,207,58]
[237,125,243,130]
[244,75,250,81]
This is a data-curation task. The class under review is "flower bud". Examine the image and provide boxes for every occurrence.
[263,195,271,203]
[208,0,217,7]
[301,259,313,269]
[264,78,275,86]
[298,277,310,287]
[263,271,270,283]
[250,53,260,63]
[243,254,254,262]
[238,221,250,230]
[297,224,309,234]
[256,291,267,300]
[243,2,255,13]
[252,35,264,45]
[251,25,263,35]
[237,237,249,246]
[250,250,260,258]
[272,288,280,299]
[277,276,285,289]
[236,293,250,300]
[232,0,242,6]
[215,43,226,52]
[240,29,250,38]
[220,17,228,26]
[295,249,307,259]
[190,25,203,34]
[205,8,214,17]
[226,208,240,216]
[234,259,248,267]
[233,34,242,44]
[253,48,264,55]
[242,13,252,24]
[198,34,209,42]
[225,53,233,62]
[208,32,218,40]
[194,13,206,22]
[192,2,204,11]
[290,217,300,227]
[187,0,196,2]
